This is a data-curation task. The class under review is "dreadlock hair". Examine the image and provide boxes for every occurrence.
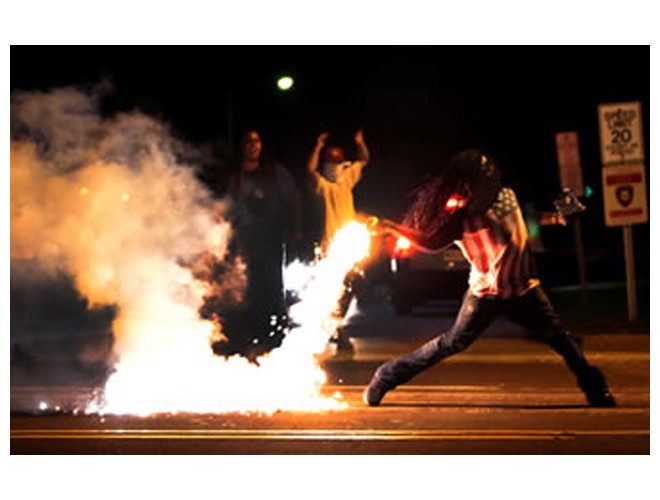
[403,149,501,237]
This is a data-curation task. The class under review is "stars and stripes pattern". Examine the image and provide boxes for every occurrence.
[456,187,540,298]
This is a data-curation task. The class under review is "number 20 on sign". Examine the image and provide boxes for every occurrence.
[598,101,644,165]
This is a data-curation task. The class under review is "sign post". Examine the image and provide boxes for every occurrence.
[623,226,636,321]
[598,101,646,322]
[555,131,588,304]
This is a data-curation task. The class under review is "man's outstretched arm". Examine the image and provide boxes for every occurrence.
[307,132,329,178]
[369,215,462,253]
[355,129,370,164]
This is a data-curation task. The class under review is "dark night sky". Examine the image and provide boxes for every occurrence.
[10,45,650,279]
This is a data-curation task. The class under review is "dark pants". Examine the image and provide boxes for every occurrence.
[375,286,594,388]
[215,241,288,359]
[335,268,364,319]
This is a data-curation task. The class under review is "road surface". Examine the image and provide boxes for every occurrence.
[11,334,650,454]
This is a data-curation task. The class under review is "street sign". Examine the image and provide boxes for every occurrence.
[555,131,584,195]
[598,101,644,164]
[555,131,588,302]
[601,162,648,227]
[597,101,647,323]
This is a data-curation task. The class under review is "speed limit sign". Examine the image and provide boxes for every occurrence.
[598,101,644,164]
[597,100,646,323]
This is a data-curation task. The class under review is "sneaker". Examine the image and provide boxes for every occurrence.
[363,377,391,407]
[329,328,355,356]
[578,366,617,408]
[333,335,355,355]
[585,387,617,407]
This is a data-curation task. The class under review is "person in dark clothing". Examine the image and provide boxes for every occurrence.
[364,149,616,407]
[212,130,302,360]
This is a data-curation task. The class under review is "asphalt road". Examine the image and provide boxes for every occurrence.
[10,333,650,454]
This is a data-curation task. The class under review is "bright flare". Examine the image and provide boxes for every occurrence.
[396,236,412,251]
[92,221,372,415]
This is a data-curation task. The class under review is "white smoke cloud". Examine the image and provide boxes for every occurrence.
[10,86,232,361]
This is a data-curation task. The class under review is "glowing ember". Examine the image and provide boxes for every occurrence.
[395,236,413,257]
[445,194,467,212]
[395,236,412,251]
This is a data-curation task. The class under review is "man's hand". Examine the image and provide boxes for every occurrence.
[362,215,380,236]
[309,132,330,174]
[354,129,369,164]
[365,215,379,231]
[377,219,401,236]
[316,132,330,150]
[357,214,397,235]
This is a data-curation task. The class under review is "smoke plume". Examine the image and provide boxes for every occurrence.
[10,86,232,373]
[11,85,363,415]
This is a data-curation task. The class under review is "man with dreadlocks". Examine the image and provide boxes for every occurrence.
[363,149,616,407]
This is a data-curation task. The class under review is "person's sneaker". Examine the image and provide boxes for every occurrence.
[578,366,617,408]
[334,335,355,354]
[585,387,617,407]
[329,329,355,357]
[363,377,391,407]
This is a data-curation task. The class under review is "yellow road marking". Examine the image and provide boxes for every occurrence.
[11,428,649,441]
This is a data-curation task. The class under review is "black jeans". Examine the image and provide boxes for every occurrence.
[335,268,364,319]
[375,286,593,388]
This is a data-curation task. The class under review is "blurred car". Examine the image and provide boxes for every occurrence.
[356,234,469,315]
[388,237,469,314]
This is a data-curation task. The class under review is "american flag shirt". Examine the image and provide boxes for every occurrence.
[455,187,540,298]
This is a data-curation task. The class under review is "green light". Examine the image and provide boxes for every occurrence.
[585,186,593,198]
[277,76,294,91]
[528,221,540,240]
